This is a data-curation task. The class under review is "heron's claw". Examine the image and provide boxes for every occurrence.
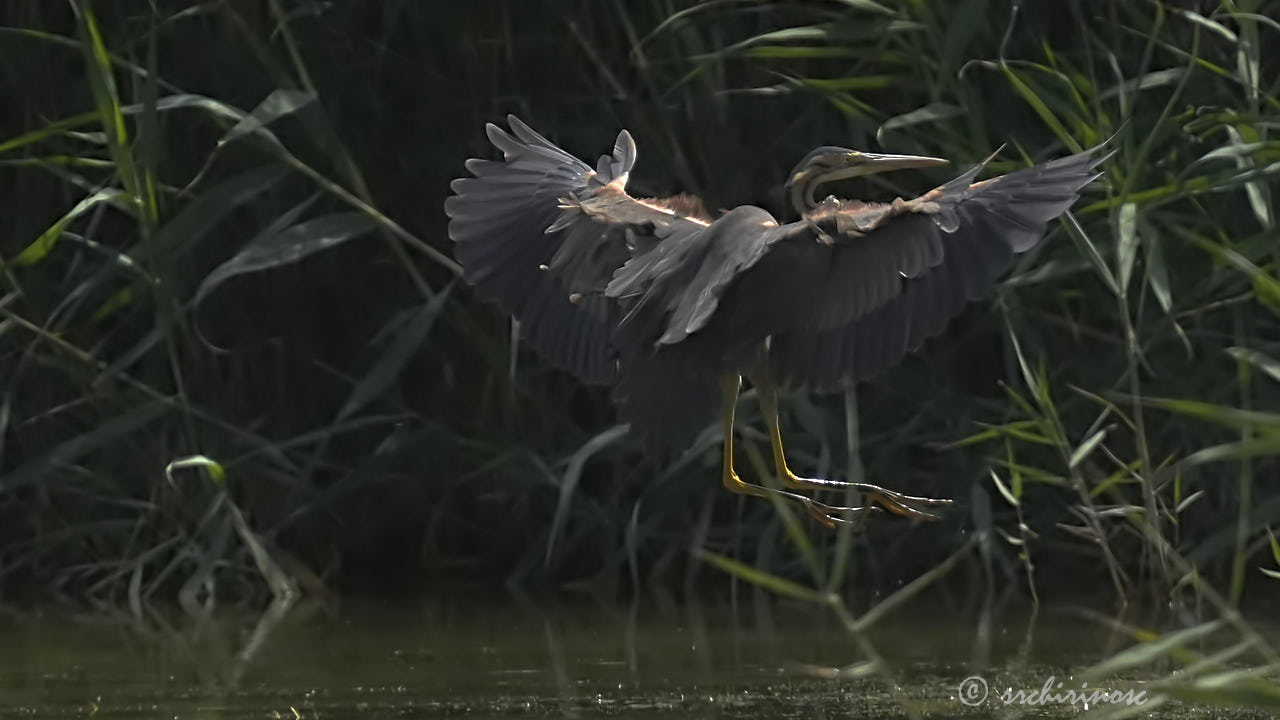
[798,496,884,528]
[783,474,952,525]
[862,486,953,522]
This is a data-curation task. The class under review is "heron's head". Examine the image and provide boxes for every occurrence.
[784,146,948,216]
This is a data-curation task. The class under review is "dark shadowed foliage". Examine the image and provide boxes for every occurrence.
[1,1,1277,635]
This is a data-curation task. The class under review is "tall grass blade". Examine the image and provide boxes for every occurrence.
[697,549,826,603]
[337,282,455,422]
[194,213,377,305]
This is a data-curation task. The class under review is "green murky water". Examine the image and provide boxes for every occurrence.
[1,596,1274,718]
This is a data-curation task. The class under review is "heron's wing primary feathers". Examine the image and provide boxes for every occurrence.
[755,145,1110,391]
[446,115,710,385]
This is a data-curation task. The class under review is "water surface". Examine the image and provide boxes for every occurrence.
[1,596,1273,718]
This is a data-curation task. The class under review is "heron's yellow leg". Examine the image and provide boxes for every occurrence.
[720,374,852,527]
[720,371,931,527]
[750,370,954,522]
[751,371,803,486]
[719,374,764,496]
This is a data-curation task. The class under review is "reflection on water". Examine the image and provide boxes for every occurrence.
[1,594,1275,719]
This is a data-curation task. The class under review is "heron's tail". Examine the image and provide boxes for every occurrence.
[612,342,720,464]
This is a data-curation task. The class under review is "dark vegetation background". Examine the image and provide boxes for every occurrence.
[2,0,1279,617]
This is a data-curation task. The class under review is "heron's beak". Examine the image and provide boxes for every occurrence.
[850,151,949,173]
[814,151,948,184]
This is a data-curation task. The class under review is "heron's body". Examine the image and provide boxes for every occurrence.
[447,116,1108,525]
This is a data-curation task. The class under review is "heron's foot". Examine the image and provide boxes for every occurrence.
[796,495,884,529]
[782,473,953,523]
[860,485,953,522]
[723,474,886,529]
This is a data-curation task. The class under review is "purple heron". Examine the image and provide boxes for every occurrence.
[446,116,1107,527]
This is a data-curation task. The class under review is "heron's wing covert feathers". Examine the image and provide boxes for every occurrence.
[755,145,1111,390]
[445,115,710,384]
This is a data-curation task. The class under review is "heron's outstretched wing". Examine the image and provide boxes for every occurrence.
[740,145,1110,390]
[446,115,711,384]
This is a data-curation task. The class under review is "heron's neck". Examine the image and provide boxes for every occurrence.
[786,175,821,218]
